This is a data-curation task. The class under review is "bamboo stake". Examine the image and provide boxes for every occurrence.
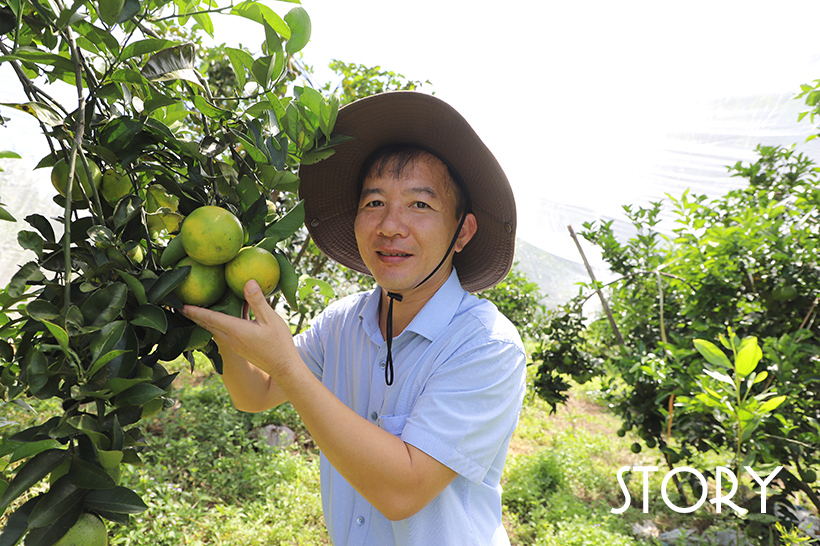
[567,225,624,346]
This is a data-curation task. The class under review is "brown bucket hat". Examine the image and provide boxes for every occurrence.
[298,91,516,293]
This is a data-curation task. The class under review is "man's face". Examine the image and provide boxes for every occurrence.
[354,154,472,295]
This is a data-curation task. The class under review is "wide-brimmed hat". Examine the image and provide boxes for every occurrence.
[298,91,516,293]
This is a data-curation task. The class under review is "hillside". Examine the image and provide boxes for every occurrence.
[513,238,602,310]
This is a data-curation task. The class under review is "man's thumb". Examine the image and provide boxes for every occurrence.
[244,280,271,319]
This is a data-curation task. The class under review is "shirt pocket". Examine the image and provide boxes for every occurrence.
[378,413,410,437]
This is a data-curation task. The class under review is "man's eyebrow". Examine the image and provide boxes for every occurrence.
[359,186,438,198]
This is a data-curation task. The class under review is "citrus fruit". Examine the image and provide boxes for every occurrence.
[224,246,280,299]
[51,157,102,201]
[174,256,226,307]
[101,169,131,204]
[801,469,817,483]
[54,512,108,546]
[630,442,642,454]
[180,206,244,265]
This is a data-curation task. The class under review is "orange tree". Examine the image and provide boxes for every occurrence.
[0,0,344,543]
[535,139,820,537]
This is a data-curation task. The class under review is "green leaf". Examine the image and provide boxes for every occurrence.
[0,151,21,159]
[298,276,335,301]
[193,12,214,38]
[141,42,207,91]
[735,336,762,377]
[0,101,64,126]
[225,46,253,89]
[301,148,335,165]
[17,230,43,257]
[121,38,175,60]
[193,94,231,120]
[27,476,84,527]
[0,496,39,546]
[87,350,128,380]
[230,128,269,163]
[22,500,83,545]
[264,200,304,240]
[0,448,68,513]
[8,261,44,298]
[25,213,55,242]
[112,194,143,231]
[89,320,127,368]
[109,68,146,85]
[146,266,190,304]
[42,320,70,354]
[116,383,165,406]
[25,299,61,321]
[117,270,148,306]
[693,339,732,369]
[231,1,290,38]
[84,486,148,514]
[9,439,60,464]
[284,6,311,55]
[80,283,128,328]
[274,252,298,310]
[758,395,787,414]
[0,206,15,222]
[130,304,168,333]
[703,368,734,386]
[67,457,116,489]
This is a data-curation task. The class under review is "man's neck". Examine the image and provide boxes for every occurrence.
[377,269,451,340]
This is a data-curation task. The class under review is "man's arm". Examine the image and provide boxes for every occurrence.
[218,345,288,412]
[182,280,457,520]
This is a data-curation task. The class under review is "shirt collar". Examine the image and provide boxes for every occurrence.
[358,268,465,344]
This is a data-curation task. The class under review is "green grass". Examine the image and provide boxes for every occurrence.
[2,361,818,544]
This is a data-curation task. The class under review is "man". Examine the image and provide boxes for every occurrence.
[182,91,526,545]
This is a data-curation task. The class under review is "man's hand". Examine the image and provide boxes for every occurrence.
[182,280,296,374]
[181,279,296,411]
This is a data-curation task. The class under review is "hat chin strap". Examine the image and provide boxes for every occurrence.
[383,209,470,386]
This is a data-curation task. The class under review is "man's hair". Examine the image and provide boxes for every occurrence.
[357,146,470,219]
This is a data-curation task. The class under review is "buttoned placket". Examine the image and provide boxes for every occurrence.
[346,341,390,545]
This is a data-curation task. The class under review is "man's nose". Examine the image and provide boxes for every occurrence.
[376,205,409,238]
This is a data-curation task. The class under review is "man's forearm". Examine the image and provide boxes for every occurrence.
[274,360,456,521]
[220,347,288,412]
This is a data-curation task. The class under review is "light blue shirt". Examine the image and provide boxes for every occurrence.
[295,268,527,546]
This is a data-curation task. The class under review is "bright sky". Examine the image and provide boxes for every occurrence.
[4,1,820,265]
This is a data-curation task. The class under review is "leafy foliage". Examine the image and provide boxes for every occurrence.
[0,0,345,542]
[538,142,820,529]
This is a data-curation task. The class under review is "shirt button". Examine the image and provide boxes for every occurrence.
[370,412,378,421]
[379,360,386,369]
[357,516,365,526]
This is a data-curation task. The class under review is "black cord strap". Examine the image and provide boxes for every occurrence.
[384,291,403,385]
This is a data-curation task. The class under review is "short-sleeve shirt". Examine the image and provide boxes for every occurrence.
[295,268,527,546]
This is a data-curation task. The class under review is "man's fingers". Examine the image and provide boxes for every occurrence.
[182,304,242,333]
[243,280,276,324]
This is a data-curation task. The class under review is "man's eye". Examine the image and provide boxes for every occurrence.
[413,202,429,209]
[365,200,383,207]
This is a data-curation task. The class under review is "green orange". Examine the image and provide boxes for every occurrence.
[51,157,102,201]
[180,206,244,265]
[54,512,108,545]
[174,256,226,307]
[224,246,280,299]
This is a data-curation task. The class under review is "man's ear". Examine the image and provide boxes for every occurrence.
[454,213,477,253]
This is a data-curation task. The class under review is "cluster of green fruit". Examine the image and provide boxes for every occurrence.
[51,157,132,205]
[160,205,282,310]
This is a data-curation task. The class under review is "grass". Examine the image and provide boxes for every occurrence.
[2,359,818,545]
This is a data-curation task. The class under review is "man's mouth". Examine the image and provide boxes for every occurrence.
[378,251,411,257]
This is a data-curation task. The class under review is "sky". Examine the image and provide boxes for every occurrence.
[3,1,820,266]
